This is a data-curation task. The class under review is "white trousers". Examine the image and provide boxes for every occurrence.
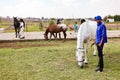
[19,27,25,38]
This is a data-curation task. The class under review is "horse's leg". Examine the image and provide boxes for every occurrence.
[63,31,67,41]
[18,27,20,38]
[93,44,97,56]
[59,32,61,39]
[49,33,53,41]
[55,33,57,39]
[18,28,22,38]
[76,38,84,68]
[84,42,88,64]
[14,27,17,38]
[53,33,57,40]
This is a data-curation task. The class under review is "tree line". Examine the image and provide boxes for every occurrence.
[103,15,120,22]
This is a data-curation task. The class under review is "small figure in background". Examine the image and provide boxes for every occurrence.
[56,19,62,39]
[49,20,55,25]
[19,19,25,39]
[39,19,44,31]
[56,19,61,25]
[74,22,78,33]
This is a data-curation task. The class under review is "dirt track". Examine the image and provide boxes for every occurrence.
[0,30,120,49]
[0,31,120,41]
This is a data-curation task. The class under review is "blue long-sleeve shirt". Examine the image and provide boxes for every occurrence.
[96,22,108,44]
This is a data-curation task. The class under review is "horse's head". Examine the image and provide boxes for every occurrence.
[13,17,17,21]
[76,48,85,68]
[44,33,48,40]
[13,17,20,28]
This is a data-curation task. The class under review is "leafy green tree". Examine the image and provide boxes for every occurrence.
[114,15,120,21]
[103,16,108,21]
[49,20,55,25]
[107,15,114,19]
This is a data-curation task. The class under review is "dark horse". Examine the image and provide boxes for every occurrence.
[44,24,67,41]
[13,17,20,38]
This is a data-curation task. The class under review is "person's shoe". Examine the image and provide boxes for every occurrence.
[20,36,25,39]
[95,68,103,72]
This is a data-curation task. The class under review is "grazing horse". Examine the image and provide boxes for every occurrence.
[44,24,67,41]
[13,17,20,38]
[76,20,97,68]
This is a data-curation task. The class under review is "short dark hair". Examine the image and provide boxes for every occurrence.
[20,19,24,22]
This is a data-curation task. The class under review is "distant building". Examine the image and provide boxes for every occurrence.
[32,18,40,22]
[106,19,114,22]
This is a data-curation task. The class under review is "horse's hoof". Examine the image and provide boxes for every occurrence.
[78,62,83,68]
[93,54,96,56]
[84,62,88,64]
[63,40,65,42]
[79,65,83,68]
[84,61,88,64]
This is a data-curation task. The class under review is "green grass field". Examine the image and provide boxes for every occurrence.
[0,39,120,80]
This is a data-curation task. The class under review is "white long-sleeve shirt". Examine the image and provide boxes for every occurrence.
[20,22,24,28]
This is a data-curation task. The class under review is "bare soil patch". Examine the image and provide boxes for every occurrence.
[0,42,58,49]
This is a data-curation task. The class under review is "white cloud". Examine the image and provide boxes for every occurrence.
[87,0,120,17]
[0,0,120,18]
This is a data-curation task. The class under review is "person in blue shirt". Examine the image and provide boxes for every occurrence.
[95,15,108,72]
[74,22,79,33]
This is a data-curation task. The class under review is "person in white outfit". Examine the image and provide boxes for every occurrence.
[19,19,25,39]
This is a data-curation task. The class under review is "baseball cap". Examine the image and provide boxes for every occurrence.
[95,16,102,20]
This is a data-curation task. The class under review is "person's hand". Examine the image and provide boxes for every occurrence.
[98,38,104,47]
[98,43,102,47]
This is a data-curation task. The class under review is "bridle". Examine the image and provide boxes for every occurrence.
[76,48,85,52]
[76,48,85,62]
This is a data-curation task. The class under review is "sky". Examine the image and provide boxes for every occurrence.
[0,0,120,18]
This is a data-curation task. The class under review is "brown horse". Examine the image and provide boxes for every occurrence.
[44,24,67,41]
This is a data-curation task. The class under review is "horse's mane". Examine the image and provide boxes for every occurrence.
[78,20,97,36]
[80,20,96,28]
[78,20,97,42]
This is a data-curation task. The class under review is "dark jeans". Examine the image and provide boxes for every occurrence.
[97,43,104,70]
